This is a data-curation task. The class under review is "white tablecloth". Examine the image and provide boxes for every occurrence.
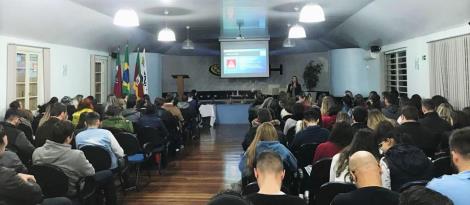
[199,104,216,126]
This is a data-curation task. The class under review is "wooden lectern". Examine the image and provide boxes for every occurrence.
[171,74,190,98]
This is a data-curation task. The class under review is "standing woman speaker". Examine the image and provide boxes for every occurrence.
[287,76,302,97]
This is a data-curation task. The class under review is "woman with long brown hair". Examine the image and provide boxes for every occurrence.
[239,122,297,177]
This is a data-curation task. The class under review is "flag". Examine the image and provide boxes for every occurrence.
[133,51,144,98]
[141,49,149,95]
[113,49,122,97]
[122,45,130,96]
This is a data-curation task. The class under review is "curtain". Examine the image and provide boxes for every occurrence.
[429,34,470,109]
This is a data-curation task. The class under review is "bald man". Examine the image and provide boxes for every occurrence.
[246,151,306,205]
[331,151,399,205]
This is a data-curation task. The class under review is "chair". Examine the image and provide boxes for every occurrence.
[315,182,356,205]
[295,143,319,167]
[432,156,454,178]
[208,191,250,205]
[116,132,152,190]
[137,126,168,174]
[286,127,296,147]
[80,145,112,172]
[30,164,69,198]
[310,158,332,196]
[399,180,428,193]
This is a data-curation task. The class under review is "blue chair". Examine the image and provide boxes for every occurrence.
[116,132,152,191]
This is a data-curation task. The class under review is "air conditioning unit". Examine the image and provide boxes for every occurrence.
[364,46,381,61]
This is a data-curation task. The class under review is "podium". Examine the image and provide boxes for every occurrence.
[171,74,190,98]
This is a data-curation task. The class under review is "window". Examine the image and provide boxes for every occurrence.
[91,55,109,103]
[385,50,407,95]
[15,46,44,111]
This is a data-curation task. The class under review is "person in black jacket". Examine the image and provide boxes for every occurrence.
[34,103,68,147]
[1,109,35,165]
[419,99,452,151]
[331,151,399,205]
[351,106,368,132]
[290,108,330,151]
[242,108,281,151]
[396,106,437,158]
[287,76,302,97]
[382,92,400,120]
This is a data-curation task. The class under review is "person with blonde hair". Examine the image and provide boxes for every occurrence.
[320,96,337,129]
[367,109,396,130]
[239,122,297,177]
[436,103,454,126]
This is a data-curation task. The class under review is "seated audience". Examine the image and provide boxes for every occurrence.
[382,92,400,120]
[336,111,352,124]
[35,103,68,147]
[246,151,306,205]
[367,109,396,130]
[242,108,280,151]
[162,95,184,122]
[154,97,179,138]
[353,94,366,107]
[61,96,76,121]
[1,109,35,164]
[427,127,470,205]
[137,104,170,142]
[122,94,141,123]
[397,106,436,157]
[351,106,368,132]
[378,129,433,191]
[285,103,304,135]
[75,112,124,170]
[72,98,94,126]
[313,122,354,163]
[239,123,297,177]
[0,166,72,205]
[367,91,381,110]
[102,105,134,133]
[399,186,453,205]
[436,103,454,127]
[409,94,423,117]
[341,95,353,116]
[178,95,197,122]
[291,108,330,151]
[0,125,27,173]
[33,120,95,196]
[331,151,399,205]
[419,99,451,133]
[330,129,380,182]
[320,96,337,129]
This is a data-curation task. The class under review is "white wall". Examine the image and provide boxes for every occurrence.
[0,35,108,115]
[161,52,330,93]
[380,24,470,98]
[330,48,382,96]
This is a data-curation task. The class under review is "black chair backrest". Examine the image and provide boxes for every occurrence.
[30,164,69,198]
[399,180,429,193]
[286,127,296,146]
[17,123,34,144]
[432,156,453,178]
[316,182,356,205]
[137,126,166,147]
[207,193,250,205]
[116,132,142,155]
[310,158,333,193]
[80,145,112,171]
[295,143,319,167]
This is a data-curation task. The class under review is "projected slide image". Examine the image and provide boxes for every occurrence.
[223,49,267,74]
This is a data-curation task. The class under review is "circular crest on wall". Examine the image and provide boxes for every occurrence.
[209,64,221,76]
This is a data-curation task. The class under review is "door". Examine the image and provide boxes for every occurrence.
[91,55,109,103]
[15,46,44,111]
